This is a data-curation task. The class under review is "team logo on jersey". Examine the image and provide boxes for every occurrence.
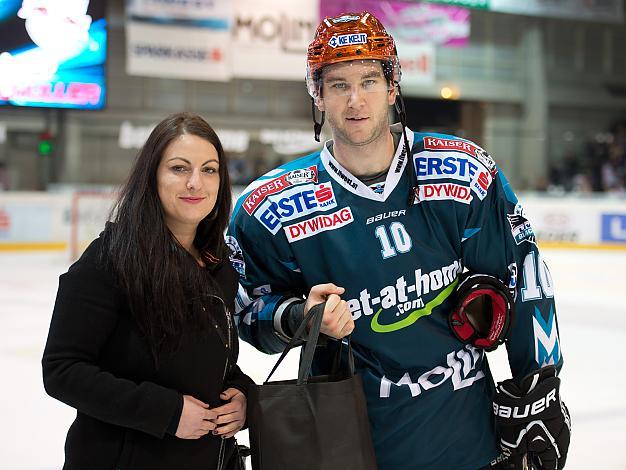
[423,136,497,175]
[507,203,536,245]
[243,166,318,215]
[369,182,385,195]
[284,207,353,242]
[347,260,462,333]
[413,183,473,204]
[255,183,338,234]
[533,306,560,367]
[380,345,485,398]
[328,33,368,48]
[225,236,245,278]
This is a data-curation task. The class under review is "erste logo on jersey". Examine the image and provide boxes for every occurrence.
[417,136,496,202]
[414,154,493,201]
[243,166,318,215]
[255,183,338,234]
[285,207,354,242]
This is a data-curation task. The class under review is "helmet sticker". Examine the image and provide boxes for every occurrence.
[328,33,368,48]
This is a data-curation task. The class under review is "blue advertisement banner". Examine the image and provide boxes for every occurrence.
[601,214,626,243]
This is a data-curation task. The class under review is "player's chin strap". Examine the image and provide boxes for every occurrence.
[311,98,325,142]
[394,83,417,206]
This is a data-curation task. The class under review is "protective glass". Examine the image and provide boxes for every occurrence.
[316,60,395,99]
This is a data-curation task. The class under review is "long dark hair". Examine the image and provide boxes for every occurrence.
[102,113,232,357]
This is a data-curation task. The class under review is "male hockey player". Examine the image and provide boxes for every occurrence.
[228,12,570,470]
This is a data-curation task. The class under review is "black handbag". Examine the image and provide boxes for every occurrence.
[222,441,251,470]
[247,303,378,470]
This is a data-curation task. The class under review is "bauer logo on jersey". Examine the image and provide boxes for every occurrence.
[284,207,354,242]
[423,136,497,175]
[243,166,318,215]
[328,33,368,48]
[414,183,472,204]
[255,183,338,234]
[507,203,536,245]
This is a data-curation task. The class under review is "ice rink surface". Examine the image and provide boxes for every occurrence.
[1,247,625,470]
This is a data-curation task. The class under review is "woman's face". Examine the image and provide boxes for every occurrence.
[156,134,220,235]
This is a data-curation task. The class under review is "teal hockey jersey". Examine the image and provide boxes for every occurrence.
[228,125,563,470]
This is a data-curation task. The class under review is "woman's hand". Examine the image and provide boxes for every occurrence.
[175,395,218,439]
[211,388,247,439]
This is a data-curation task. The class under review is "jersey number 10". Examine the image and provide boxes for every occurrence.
[375,223,413,259]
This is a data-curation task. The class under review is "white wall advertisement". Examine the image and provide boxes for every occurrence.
[231,0,318,80]
[126,0,232,81]
[521,197,626,246]
[1,193,625,249]
[396,43,435,86]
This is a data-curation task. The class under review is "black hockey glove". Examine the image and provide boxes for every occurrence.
[450,272,514,351]
[493,365,571,470]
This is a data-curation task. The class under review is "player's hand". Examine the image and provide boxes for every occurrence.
[211,388,247,439]
[494,366,570,470]
[175,395,217,439]
[304,283,354,339]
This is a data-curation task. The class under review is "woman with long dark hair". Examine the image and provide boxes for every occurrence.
[42,112,253,470]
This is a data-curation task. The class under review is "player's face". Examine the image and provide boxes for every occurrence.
[156,134,220,235]
[318,60,396,147]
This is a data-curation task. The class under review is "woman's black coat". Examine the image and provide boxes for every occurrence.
[42,237,254,470]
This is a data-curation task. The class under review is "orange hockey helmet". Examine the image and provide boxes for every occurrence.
[306,12,401,99]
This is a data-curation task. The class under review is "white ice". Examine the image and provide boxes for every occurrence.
[0,248,624,469]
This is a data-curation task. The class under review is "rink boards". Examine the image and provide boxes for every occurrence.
[0,190,625,252]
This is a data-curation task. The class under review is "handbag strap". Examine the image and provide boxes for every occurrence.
[264,302,324,383]
[264,302,356,384]
[331,339,355,377]
[297,302,325,385]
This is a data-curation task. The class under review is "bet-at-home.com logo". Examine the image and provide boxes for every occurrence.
[348,260,462,333]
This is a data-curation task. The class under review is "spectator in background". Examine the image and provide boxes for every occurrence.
[547,119,626,194]
[0,162,10,190]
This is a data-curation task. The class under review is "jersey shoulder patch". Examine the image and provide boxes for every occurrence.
[234,151,323,218]
[414,133,497,174]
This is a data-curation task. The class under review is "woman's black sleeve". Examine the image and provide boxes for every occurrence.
[42,260,182,439]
